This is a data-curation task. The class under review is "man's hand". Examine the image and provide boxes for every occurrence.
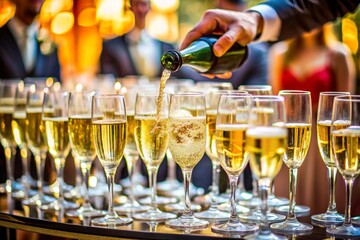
[180,9,263,57]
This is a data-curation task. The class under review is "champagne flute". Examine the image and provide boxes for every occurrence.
[238,85,272,96]
[132,91,176,221]
[165,92,209,231]
[211,93,258,235]
[114,88,149,214]
[12,82,34,200]
[66,92,105,219]
[244,96,287,240]
[91,94,132,227]
[326,95,360,237]
[40,90,79,217]
[271,90,313,233]
[0,80,23,196]
[311,92,348,225]
[22,86,55,211]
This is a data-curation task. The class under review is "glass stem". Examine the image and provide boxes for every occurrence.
[326,166,338,213]
[126,157,136,206]
[259,181,270,234]
[81,162,92,210]
[183,170,192,216]
[148,166,159,211]
[229,175,239,221]
[34,154,44,198]
[288,168,298,220]
[4,147,14,191]
[344,179,354,225]
[210,162,220,204]
[55,157,65,202]
[20,147,30,182]
[107,173,117,217]
[167,151,176,181]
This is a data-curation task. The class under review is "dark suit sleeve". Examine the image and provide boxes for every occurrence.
[262,0,359,40]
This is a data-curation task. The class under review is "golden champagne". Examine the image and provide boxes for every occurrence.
[156,70,171,120]
[135,116,168,167]
[332,127,360,179]
[0,108,16,148]
[205,110,219,163]
[12,112,27,147]
[284,123,311,168]
[215,124,248,176]
[44,117,70,159]
[25,109,47,156]
[124,113,138,161]
[69,117,96,164]
[247,127,287,180]
[92,119,127,172]
[169,116,206,171]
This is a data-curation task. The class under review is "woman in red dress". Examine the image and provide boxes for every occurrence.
[269,23,356,216]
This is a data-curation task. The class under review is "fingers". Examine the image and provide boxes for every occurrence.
[179,10,218,50]
[213,28,240,57]
[201,72,232,79]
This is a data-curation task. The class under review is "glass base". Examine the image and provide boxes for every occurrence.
[123,185,151,199]
[138,196,178,205]
[239,210,286,223]
[40,199,79,211]
[194,207,229,221]
[164,202,202,214]
[91,214,133,227]
[166,215,209,232]
[239,197,261,209]
[311,212,344,225]
[270,218,313,233]
[132,208,176,221]
[353,216,360,226]
[274,205,310,217]
[22,194,56,207]
[211,219,258,236]
[12,189,37,200]
[326,224,360,237]
[114,202,149,214]
[43,181,73,195]
[66,206,106,218]
[244,230,287,240]
[268,196,289,208]
[193,194,228,205]
[217,202,250,214]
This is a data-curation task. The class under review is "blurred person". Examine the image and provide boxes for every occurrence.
[268,24,356,215]
[99,0,200,81]
[0,0,61,185]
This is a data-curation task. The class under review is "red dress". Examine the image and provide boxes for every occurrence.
[275,62,341,215]
[280,64,336,107]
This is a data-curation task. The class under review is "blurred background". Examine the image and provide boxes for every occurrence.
[0,0,359,92]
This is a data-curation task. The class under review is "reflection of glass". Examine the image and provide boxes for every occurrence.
[244,96,287,240]
[311,92,348,225]
[165,92,208,231]
[326,95,360,237]
[271,90,313,233]
[0,80,22,196]
[40,90,79,218]
[211,93,258,235]
[66,92,105,219]
[91,94,132,227]
[132,92,176,221]
[22,86,55,212]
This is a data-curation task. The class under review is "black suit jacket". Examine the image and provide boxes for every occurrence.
[100,35,204,80]
[0,23,61,80]
[263,0,359,40]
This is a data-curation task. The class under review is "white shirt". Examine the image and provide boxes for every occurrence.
[125,28,160,79]
[7,17,39,71]
[249,4,281,42]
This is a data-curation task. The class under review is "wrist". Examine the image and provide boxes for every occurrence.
[247,11,264,41]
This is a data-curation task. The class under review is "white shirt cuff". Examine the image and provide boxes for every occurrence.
[248,4,281,42]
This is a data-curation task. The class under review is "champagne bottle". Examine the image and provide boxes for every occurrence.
[160,35,248,74]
